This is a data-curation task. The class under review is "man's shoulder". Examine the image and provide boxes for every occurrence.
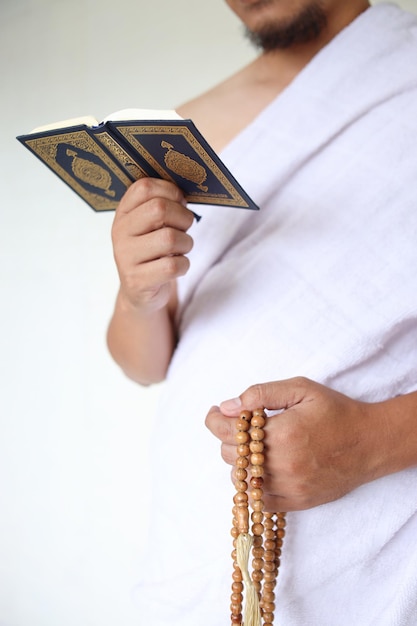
[177,71,240,121]
[176,68,255,153]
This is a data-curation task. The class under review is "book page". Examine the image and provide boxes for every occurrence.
[31,115,99,134]
[29,108,182,134]
[103,108,182,123]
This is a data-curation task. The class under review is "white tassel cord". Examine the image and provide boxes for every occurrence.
[236,533,262,626]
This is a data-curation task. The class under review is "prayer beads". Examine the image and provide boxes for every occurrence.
[231,409,286,626]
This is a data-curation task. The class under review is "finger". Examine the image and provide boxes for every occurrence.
[262,492,290,513]
[127,254,191,290]
[221,442,238,466]
[118,178,187,215]
[205,406,238,446]
[114,197,195,240]
[220,377,313,416]
[118,225,194,266]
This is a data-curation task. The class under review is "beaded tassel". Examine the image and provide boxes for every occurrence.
[231,409,286,626]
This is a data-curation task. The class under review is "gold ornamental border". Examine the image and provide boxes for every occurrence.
[95,131,148,182]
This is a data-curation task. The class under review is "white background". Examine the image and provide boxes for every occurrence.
[1,1,416,625]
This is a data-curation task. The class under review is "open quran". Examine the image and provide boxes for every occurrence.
[17,108,259,212]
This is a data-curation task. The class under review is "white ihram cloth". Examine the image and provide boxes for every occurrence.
[133,4,417,625]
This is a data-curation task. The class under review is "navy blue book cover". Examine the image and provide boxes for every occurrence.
[17,117,259,213]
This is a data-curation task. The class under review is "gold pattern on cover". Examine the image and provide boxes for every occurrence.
[24,130,132,210]
[66,149,116,196]
[161,141,208,191]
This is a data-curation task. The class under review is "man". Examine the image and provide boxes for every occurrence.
[107,1,417,623]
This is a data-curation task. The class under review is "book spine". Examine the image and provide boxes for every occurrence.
[91,124,153,183]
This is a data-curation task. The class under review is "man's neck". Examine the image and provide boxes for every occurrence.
[178,1,370,153]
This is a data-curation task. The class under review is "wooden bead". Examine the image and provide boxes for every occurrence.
[236,456,249,469]
[251,413,266,428]
[232,568,243,582]
[252,569,263,583]
[230,601,242,614]
[277,516,287,528]
[250,464,264,477]
[252,499,265,511]
[231,613,242,624]
[232,581,243,593]
[264,561,277,573]
[235,479,248,492]
[252,522,264,536]
[236,417,250,431]
[233,492,248,505]
[249,440,264,453]
[250,427,265,441]
[250,476,264,489]
[261,599,275,612]
[250,452,265,466]
[251,510,263,524]
[252,546,264,558]
[235,468,247,481]
[264,570,277,583]
[250,487,263,501]
[236,430,250,445]
[237,443,250,457]
[262,591,276,603]
[240,410,252,421]
[231,593,242,605]
[252,557,264,571]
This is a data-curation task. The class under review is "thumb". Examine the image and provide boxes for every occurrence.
[220,377,311,416]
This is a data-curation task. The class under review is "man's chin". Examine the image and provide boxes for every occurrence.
[244,3,328,51]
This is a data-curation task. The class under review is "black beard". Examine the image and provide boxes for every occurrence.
[244,3,328,51]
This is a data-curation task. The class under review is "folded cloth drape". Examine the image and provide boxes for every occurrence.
[133,4,417,625]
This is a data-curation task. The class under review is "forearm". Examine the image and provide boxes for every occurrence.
[107,288,177,386]
[106,178,194,385]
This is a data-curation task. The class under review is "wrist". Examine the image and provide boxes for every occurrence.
[363,392,417,481]
[116,286,167,318]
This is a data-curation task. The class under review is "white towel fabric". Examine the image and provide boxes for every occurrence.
[132,4,417,625]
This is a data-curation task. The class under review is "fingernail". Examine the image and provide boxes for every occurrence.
[220,397,242,412]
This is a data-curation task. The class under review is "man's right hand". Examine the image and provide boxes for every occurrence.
[111,177,195,316]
